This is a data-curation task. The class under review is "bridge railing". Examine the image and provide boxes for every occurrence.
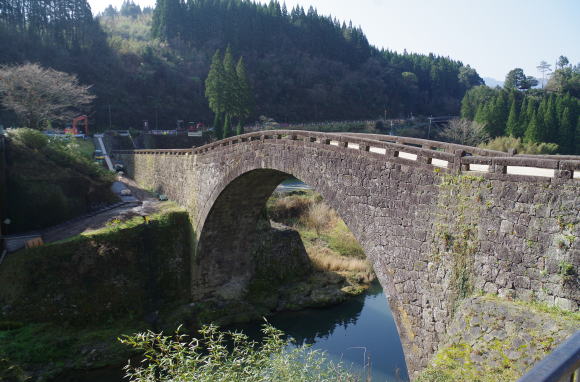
[517,331,580,382]
[336,132,510,157]
[113,130,580,183]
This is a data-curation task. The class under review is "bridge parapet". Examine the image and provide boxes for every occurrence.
[114,130,580,183]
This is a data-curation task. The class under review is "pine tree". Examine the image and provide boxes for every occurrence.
[489,91,508,137]
[223,114,232,138]
[536,98,547,141]
[151,0,182,40]
[235,56,253,125]
[506,99,519,137]
[524,111,540,143]
[236,122,244,135]
[544,95,558,143]
[205,49,226,137]
[474,103,487,125]
[558,107,574,154]
[222,46,237,123]
[517,97,529,138]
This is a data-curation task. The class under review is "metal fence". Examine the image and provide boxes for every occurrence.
[518,331,580,382]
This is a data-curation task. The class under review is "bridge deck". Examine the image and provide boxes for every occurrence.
[113,130,580,183]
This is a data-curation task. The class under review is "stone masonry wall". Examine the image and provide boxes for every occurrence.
[118,137,580,378]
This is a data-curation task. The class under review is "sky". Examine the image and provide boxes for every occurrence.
[88,0,580,82]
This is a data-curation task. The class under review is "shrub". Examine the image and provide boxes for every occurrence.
[8,128,48,150]
[268,194,314,223]
[120,323,357,382]
[303,203,336,235]
[440,119,488,146]
[479,136,559,155]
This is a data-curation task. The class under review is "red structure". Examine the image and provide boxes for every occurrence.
[65,115,89,135]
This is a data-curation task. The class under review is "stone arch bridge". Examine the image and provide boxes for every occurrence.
[115,130,580,376]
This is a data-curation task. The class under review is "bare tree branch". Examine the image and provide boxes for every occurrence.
[0,63,95,129]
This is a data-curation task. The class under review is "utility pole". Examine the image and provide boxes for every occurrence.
[428,116,433,139]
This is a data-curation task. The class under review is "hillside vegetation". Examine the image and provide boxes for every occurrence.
[5,129,117,232]
[0,0,482,130]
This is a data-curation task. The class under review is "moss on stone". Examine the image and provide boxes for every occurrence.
[0,207,193,325]
[417,295,579,382]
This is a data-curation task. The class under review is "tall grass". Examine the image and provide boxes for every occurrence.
[267,190,375,283]
[302,203,336,235]
[308,246,375,283]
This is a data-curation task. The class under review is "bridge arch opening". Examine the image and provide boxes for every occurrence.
[193,168,409,379]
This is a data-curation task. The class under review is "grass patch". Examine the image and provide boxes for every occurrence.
[481,294,580,322]
[267,190,374,284]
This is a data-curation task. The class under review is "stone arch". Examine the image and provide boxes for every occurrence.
[192,162,417,371]
[118,134,580,378]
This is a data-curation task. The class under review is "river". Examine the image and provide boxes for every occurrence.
[230,280,409,382]
[64,281,408,382]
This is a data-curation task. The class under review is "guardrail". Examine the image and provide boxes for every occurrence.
[518,331,580,382]
[113,130,580,183]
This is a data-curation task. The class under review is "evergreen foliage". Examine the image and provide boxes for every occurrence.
[0,0,483,129]
[506,99,519,137]
[461,85,579,154]
[205,47,254,138]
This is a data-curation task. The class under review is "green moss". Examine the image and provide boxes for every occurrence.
[433,174,483,311]
[0,207,193,324]
[481,294,580,321]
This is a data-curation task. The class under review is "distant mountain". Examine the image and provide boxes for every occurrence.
[483,77,504,88]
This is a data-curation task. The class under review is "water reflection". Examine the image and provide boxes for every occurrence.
[231,281,409,382]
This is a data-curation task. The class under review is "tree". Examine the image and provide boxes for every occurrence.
[461,86,496,120]
[558,106,575,153]
[536,61,551,89]
[222,46,237,125]
[205,50,226,138]
[524,111,540,143]
[504,68,537,91]
[102,5,118,17]
[506,99,519,137]
[457,65,484,89]
[544,96,558,142]
[440,118,489,146]
[505,68,527,90]
[235,57,254,125]
[120,0,142,18]
[0,63,95,129]
[223,114,232,138]
[557,56,569,70]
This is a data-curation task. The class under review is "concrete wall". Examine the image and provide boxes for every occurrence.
[117,133,580,377]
